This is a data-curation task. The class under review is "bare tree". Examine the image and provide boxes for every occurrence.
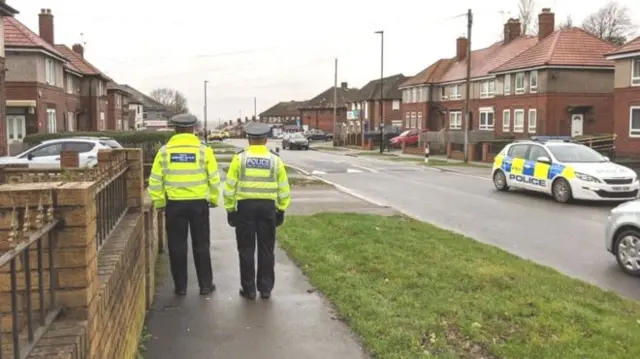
[582,1,637,45]
[518,0,537,35]
[148,87,189,116]
[557,15,573,30]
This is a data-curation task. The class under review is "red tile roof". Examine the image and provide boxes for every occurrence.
[400,58,455,87]
[54,45,111,80]
[491,28,615,73]
[606,36,640,57]
[3,16,63,58]
[439,36,538,82]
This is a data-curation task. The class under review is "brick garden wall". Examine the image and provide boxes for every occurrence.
[0,148,162,359]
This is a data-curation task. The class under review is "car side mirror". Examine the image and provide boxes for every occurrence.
[536,156,551,164]
[27,153,34,160]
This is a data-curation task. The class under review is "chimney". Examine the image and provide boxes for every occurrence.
[341,82,348,89]
[503,18,522,44]
[38,8,54,45]
[72,44,84,58]
[538,8,555,40]
[456,37,468,61]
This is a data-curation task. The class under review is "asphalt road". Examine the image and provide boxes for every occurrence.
[228,139,640,300]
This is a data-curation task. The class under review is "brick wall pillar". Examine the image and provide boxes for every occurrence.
[122,149,143,212]
[481,143,489,162]
[446,142,452,157]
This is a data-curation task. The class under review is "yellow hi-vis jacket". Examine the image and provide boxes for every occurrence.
[223,145,290,211]
[148,133,220,209]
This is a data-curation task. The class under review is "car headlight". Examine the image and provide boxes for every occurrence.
[575,172,601,183]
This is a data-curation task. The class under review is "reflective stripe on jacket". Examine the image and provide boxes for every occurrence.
[223,145,290,211]
[148,133,220,208]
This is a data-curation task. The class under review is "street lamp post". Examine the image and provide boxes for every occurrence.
[375,30,384,153]
[204,80,209,143]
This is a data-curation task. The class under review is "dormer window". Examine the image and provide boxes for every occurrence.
[480,80,495,98]
[632,58,640,86]
[529,70,538,92]
[515,73,525,94]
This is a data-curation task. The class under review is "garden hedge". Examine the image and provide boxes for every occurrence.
[23,131,174,146]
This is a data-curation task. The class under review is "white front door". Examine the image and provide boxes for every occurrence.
[6,115,26,145]
[571,114,584,137]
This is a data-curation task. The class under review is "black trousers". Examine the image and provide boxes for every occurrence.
[235,199,277,294]
[165,199,213,291]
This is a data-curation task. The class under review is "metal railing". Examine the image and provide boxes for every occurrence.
[96,165,129,250]
[0,212,61,359]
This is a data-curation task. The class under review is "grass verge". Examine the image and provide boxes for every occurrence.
[288,177,329,187]
[278,213,640,359]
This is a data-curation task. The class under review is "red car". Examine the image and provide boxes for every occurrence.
[389,129,428,148]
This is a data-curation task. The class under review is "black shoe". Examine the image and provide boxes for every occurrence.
[175,288,187,296]
[260,292,271,300]
[200,284,216,295]
[239,289,256,300]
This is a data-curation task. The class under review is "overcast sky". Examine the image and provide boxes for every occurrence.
[14,0,640,127]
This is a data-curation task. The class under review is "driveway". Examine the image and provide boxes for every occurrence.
[226,139,640,300]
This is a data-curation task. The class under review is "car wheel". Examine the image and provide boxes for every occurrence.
[493,170,509,191]
[552,178,572,203]
[614,228,640,276]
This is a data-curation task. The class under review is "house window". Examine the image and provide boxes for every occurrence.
[480,80,495,98]
[514,109,525,132]
[451,85,461,100]
[392,100,400,110]
[502,109,511,132]
[67,112,74,131]
[449,111,462,129]
[528,109,537,133]
[66,75,73,94]
[504,74,511,95]
[515,73,525,94]
[116,94,121,108]
[629,106,640,137]
[417,112,423,129]
[529,71,538,92]
[632,58,640,86]
[479,107,494,131]
[440,87,447,100]
[405,112,410,128]
[364,102,369,119]
[97,81,104,96]
[402,89,410,103]
[410,112,417,128]
[417,88,422,102]
[46,108,56,133]
[100,111,105,130]
[411,88,417,102]
[45,59,55,85]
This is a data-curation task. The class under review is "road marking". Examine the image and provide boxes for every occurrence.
[346,168,363,173]
[349,164,379,173]
[441,170,492,181]
[311,170,327,175]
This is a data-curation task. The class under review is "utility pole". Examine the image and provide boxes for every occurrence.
[204,80,208,142]
[253,97,257,119]
[332,58,338,146]
[375,30,384,153]
[463,9,473,163]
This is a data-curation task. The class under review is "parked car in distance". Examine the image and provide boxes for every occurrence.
[208,130,224,141]
[389,129,428,148]
[282,132,309,150]
[0,137,122,169]
[305,129,332,141]
[605,199,640,276]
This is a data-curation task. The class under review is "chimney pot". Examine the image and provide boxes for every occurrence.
[504,18,522,44]
[38,8,54,45]
[456,37,468,61]
[72,44,84,58]
[341,82,348,89]
[538,8,555,40]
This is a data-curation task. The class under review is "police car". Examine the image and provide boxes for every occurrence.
[492,137,639,203]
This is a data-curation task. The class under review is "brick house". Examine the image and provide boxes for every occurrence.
[121,84,169,130]
[54,43,110,132]
[489,9,616,138]
[398,59,454,131]
[3,11,86,155]
[259,100,306,133]
[345,74,408,133]
[107,81,133,130]
[299,82,359,134]
[0,1,18,156]
[604,36,640,157]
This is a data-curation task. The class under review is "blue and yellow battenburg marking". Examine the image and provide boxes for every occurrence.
[494,154,575,185]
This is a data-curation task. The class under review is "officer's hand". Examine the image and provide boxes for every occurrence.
[275,210,285,227]
[227,211,237,227]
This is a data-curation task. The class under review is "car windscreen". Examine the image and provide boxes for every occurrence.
[100,140,123,149]
[398,130,411,137]
[546,144,606,163]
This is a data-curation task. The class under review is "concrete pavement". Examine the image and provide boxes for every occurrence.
[225,139,640,300]
[144,186,393,359]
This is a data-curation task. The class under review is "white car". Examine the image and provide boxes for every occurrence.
[0,137,122,169]
[605,199,640,276]
[492,138,639,203]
